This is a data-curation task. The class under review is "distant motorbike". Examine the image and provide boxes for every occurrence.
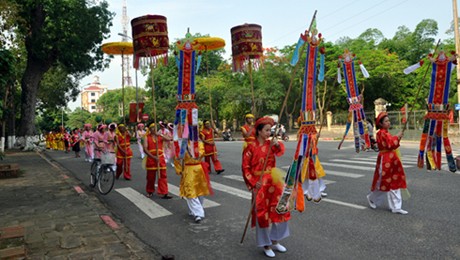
[271,124,289,142]
[222,129,234,141]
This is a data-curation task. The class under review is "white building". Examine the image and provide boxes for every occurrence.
[80,76,108,113]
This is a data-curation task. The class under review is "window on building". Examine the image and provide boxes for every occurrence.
[91,92,95,96]
[91,99,96,103]
[91,106,96,110]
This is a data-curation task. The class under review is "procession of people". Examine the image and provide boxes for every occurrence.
[42,13,460,259]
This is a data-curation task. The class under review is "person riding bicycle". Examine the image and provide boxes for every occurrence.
[93,124,107,159]
[104,123,118,172]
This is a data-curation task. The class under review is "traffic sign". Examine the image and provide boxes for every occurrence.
[455,104,460,110]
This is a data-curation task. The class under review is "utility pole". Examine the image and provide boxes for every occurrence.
[453,0,460,131]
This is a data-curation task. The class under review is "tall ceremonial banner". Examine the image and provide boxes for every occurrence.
[276,24,326,214]
[172,31,225,161]
[337,50,371,153]
[404,51,458,172]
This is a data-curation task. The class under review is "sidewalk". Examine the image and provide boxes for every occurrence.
[0,150,163,259]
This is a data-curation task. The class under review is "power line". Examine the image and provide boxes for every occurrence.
[268,0,361,46]
[324,0,410,41]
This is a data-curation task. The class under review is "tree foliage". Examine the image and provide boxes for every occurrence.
[3,10,458,135]
[6,0,114,136]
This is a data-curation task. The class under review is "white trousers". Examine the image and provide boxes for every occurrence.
[137,139,144,158]
[256,221,290,247]
[302,178,326,198]
[368,189,403,211]
[186,196,205,218]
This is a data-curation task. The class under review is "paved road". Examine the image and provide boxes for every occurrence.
[45,140,460,259]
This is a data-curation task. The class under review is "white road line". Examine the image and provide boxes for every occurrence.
[320,162,375,171]
[321,162,413,170]
[167,184,220,208]
[322,170,364,178]
[210,181,252,200]
[321,198,367,210]
[352,157,418,165]
[115,187,172,219]
[223,175,245,182]
[223,174,336,184]
[330,159,416,167]
[330,159,377,165]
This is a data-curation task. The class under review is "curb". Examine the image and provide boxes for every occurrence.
[37,151,163,259]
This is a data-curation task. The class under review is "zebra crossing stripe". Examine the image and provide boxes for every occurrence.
[320,162,375,171]
[222,175,245,182]
[167,184,220,208]
[323,170,364,178]
[321,198,367,210]
[330,159,415,168]
[195,180,367,210]
[115,187,172,219]
[350,157,418,165]
[210,181,252,200]
[223,174,336,184]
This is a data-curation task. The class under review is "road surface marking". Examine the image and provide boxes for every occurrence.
[222,175,245,182]
[330,159,415,168]
[321,170,364,178]
[321,198,367,210]
[351,157,418,165]
[210,181,252,200]
[115,187,172,219]
[167,184,220,208]
[74,186,84,194]
[320,162,375,171]
[100,215,120,230]
[223,174,336,184]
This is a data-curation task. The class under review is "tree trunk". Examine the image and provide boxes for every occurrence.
[7,82,16,148]
[18,57,49,136]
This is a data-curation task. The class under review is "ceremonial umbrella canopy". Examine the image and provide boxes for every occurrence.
[195,37,225,51]
[101,41,134,124]
[130,14,169,132]
[230,23,263,116]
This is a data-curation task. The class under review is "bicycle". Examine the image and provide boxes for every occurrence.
[90,154,115,195]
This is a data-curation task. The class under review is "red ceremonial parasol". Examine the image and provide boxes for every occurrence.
[230,23,263,116]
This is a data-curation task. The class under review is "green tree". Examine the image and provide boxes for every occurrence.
[66,108,91,130]
[8,0,113,136]
[37,65,80,111]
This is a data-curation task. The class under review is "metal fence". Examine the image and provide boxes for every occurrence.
[332,110,428,130]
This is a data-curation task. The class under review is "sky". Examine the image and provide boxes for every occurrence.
[70,0,458,110]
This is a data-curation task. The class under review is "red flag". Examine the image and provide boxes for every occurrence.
[129,103,144,123]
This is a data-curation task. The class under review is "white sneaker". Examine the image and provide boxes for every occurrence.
[271,243,287,253]
[392,209,408,215]
[194,216,202,223]
[263,248,275,258]
[321,192,328,197]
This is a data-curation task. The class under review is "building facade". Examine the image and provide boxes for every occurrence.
[81,76,108,113]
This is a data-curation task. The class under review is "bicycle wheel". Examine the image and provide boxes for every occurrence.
[97,165,115,195]
[90,161,98,188]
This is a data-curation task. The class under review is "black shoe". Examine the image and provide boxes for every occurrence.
[216,169,225,174]
[161,194,173,199]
